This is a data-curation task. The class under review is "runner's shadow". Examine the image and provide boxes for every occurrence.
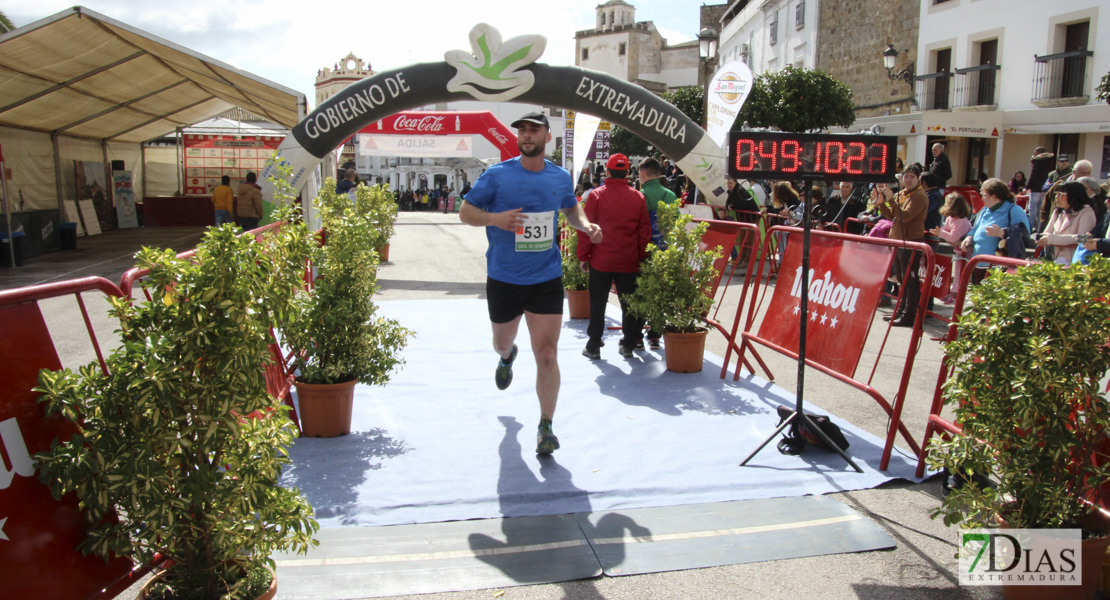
[468,416,651,582]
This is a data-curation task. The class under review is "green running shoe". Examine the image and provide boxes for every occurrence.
[495,344,517,390]
[536,417,560,454]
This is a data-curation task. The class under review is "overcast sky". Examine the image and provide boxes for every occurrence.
[7,1,701,106]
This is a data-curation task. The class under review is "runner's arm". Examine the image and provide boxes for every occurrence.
[561,203,602,243]
[460,201,525,232]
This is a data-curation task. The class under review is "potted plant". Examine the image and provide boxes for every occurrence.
[282,179,412,438]
[927,258,1110,600]
[34,213,320,600]
[559,212,590,319]
[626,202,722,372]
[367,184,398,262]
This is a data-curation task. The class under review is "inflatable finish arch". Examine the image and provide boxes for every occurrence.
[262,24,729,207]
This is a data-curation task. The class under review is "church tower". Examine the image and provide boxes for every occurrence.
[314,53,374,107]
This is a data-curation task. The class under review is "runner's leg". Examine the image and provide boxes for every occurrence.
[524,311,562,419]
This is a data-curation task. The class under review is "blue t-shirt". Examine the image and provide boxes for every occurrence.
[464,157,578,284]
[969,201,1029,257]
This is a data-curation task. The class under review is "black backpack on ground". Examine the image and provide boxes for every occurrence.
[775,405,851,455]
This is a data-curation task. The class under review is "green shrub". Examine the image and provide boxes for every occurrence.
[927,258,1110,529]
[35,211,319,600]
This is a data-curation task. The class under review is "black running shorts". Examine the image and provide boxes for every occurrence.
[486,276,564,324]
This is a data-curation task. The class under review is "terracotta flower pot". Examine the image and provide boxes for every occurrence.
[662,328,707,373]
[997,510,1110,600]
[565,289,589,320]
[295,378,357,438]
[377,243,390,262]
[139,567,277,600]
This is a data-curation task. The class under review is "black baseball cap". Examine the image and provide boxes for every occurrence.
[511,111,550,129]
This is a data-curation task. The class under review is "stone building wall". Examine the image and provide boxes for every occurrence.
[816,0,919,119]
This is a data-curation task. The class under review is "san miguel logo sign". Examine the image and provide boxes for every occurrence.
[262,23,729,207]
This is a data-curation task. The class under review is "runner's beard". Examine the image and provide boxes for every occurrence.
[518,140,545,158]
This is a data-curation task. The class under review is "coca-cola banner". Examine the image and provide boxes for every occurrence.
[359,135,474,157]
[360,111,517,161]
[756,233,894,378]
[918,253,953,300]
[262,23,728,208]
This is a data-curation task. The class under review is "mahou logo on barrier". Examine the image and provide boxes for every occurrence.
[757,235,894,377]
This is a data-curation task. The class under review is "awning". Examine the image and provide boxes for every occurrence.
[0,6,306,145]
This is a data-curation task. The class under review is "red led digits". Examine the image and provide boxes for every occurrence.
[757,140,777,171]
[868,143,888,174]
[824,142,844,174]
[846,142,865,174]
[736,139,757,171]
[781,140,801,173]
[727,132,896,182]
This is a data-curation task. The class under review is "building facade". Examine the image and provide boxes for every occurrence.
[843,0,1108,185]
[575,0,700,94]
[815,0,920,120]
[717,0,822,77]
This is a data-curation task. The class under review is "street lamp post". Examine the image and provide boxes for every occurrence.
[883,44,916,87]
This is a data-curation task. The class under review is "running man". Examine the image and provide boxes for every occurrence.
[460,111,603,454]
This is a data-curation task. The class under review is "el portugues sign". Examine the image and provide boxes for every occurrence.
[756,234,893,377]
[262,23,730,207]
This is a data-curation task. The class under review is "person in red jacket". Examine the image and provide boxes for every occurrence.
[577,154,652,360]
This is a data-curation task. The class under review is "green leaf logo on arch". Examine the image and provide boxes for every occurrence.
[445,23,546,102]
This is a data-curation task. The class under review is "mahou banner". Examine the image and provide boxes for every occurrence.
[757,234,893,377]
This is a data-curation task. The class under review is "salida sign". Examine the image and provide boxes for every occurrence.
[756,234,893,377]
[262,23,730,207]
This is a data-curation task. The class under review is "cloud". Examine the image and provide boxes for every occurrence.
[7,0,698,106]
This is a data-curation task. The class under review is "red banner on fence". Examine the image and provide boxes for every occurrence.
[0,302,133,599]
[756,233,893,377]
[919,253,953,300]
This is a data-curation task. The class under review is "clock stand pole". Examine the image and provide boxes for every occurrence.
[739,178,864,473]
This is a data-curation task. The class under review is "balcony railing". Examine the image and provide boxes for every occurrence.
[1031,50,1094,107]
[915,71,954,111]
[953,64,1001,109]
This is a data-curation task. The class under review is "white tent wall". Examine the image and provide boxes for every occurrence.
[143,146,179,197]
[0,127,149,221]
[0,127,56,213]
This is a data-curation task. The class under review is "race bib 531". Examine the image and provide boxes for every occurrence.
[515,211,555,252]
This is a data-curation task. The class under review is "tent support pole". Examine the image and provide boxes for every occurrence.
[52,132,66,221]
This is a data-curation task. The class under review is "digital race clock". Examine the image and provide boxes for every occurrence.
[727,131,899,183]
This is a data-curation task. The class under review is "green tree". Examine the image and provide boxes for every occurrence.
[609,125,652,157]
[1097,71,1110,104]
[609,86,705,158]
[0,11,14,33]
[737,66,855,133]
[662,86,705,126]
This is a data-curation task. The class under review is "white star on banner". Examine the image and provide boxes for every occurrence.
[810,310,818,321]
[830,315,839,329]
[820,313,828,324]
[0,517,8,541]
[793,305,800,315]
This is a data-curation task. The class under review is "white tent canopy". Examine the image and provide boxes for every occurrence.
[0,6,306,216]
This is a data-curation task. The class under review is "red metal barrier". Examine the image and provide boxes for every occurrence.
[0,277,162,600]
[915,254,1031,478]
[726,226,935,470]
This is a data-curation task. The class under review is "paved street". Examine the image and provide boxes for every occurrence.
[1,214,1002,599]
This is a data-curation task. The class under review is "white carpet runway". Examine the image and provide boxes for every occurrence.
[279,299,923,529]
